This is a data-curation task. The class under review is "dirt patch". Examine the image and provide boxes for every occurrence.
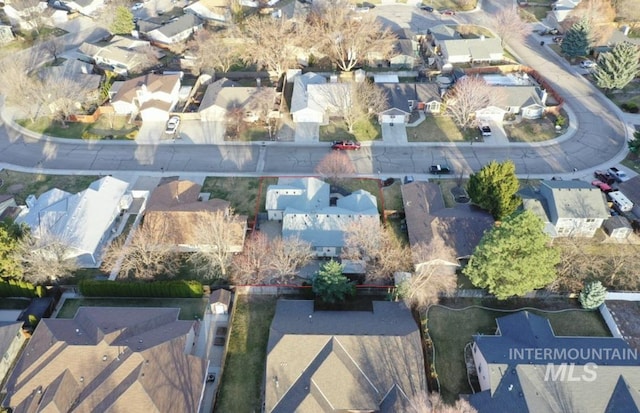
[605,301,640,352]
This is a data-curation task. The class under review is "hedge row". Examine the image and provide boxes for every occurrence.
[0,279,45,298]
[79,280,204,298]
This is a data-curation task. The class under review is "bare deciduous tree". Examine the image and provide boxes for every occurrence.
[491,8,532,47]
[267,236,314,283]
[187,29,242,75]
[444,76,502,130]
[100,220,180,280]
[396,261,456,311]
[0,52,44,121]
[308,0,396,71]
[187,211,246,279]
[18,231,78,284]
[564,0,616,45]
[40,70,98,126]
[11,0,54,35]
[315,151,356,182]
[230,232,271,284]
[241,16,301,76]
[406,392,477,413]
[615,0,640,27]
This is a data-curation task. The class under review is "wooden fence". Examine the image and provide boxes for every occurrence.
[68,105,114,123]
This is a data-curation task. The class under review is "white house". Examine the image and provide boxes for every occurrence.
[266,177,379,257]
[439,37,503,68]
[15,176,132,268]
[290,72,327,124]
[78,36,158,76]
[0,322,25,383]
[110,73,181,121]
[198,78,261,122]
[475,85,546,122]
[185,0,230,22]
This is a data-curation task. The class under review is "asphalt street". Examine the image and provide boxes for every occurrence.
[0,3,629,178]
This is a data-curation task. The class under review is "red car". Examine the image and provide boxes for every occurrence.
[331,140,361,150]
[441,9,455,15]
[591,180,613,192]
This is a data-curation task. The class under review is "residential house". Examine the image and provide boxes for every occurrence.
[79,35,159,76]
[110,73,181,121]
[389,39,419,69]
[0,322,26,383]
[265,300,428,413]
[430,24,460,44]
[0,25,15,45]
[521,180,610,237]
[0,195,17,217]
[617,176,640,217]
[64,0,104,16]
[439,37,503,68]
[1,307,208,413]
[266,177,379,257]
[15,176,131,268]
[198,78,261,122]
[290,72,327,124]
[143,180,247,252]
[475,85,546,122]
[548,0,582,29]
[401,182,494,274]
[377,83,442,124]
[469,311,640,413]
[3,0,48,31]
[209,288,231,314]
[603,216,633,239]
[146,14,203,45]
[185,0,230,22]
[39,59,102,101]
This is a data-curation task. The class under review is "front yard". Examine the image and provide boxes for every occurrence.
[504,113,564,142]
[56,298,208,320]
[201,176,277,217]
[319,119,382,142]
[18,115,138,140]
[0,170,98,204]
[215,295,277,413]
[408,115,476,142]
[427,303,611,403]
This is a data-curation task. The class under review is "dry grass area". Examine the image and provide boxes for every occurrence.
[408,115,476,143]
[504,114,562,143]
[201,177,277,217]
[0,170,98,204]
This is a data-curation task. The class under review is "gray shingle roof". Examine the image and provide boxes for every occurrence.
[265,300,427,413]
[539,180,609,220]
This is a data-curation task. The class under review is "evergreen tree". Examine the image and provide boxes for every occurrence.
[579,281,607,310]
[0,223,24,279]
[110,6,135,35]
[467,160,521,220]
[312,260,355,304]
[561,18,592,58]
[629,130,640,154]
[463,211,560,299]
[594,42,640,90]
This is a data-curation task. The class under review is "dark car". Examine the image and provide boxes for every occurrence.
[331,140,361,150]
[430,164,451,174]
[420,5,434,12]
[479,125,491,136]
[594,170,616,185]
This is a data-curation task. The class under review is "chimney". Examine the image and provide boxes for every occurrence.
[480,35,485,41]
[540,89,548,106]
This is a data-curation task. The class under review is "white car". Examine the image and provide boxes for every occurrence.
[131,2,144,10]
[165,116,180,135]
[580,60,596,69]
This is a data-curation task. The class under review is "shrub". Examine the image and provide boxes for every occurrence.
[79,280,204,298]
[579,281,607,310]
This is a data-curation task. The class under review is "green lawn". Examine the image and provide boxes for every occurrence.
[408,115,477,142]
[0,170,99,204]
[201,177,277,217]
[18,115,138,140]
[427,305,611,403]
[319,119,382,142]
[216,295,277,413]
[56,298,208,320]
[424,0,477,11]
[382,180,403,211]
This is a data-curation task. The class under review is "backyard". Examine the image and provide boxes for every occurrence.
[0,170,99,204]
[56,297,209,320]
[215,295,277,413]
[427,303,611,403]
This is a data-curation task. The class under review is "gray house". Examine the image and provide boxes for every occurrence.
[0,322,25,382]
[470,311,640,413]
[617,176,640,217]
[265,178,379,257]
[265,300,428,413]
[521,180,610,237]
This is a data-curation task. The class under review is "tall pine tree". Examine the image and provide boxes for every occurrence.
[594,42,640,90]
[467,160,521,220]
[561,18,592,58]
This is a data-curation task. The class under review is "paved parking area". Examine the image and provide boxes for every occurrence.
[605,301,640,351]
[381,123,408,144]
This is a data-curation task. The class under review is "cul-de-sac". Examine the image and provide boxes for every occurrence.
[0,0,639,411]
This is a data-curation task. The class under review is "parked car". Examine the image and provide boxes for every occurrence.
[479,124,491,137]
[591,179,613,192]
[332,140,361,150]
[165,116,180,135]
[404,175,415,184]
[608,167,629,182]
[430,164,451,174]
[420,5,434,12]
[580,60,596,69]
[131,2,144,10]
[441,9,455,15]
[553,36,563,44]
[594,170,616,185]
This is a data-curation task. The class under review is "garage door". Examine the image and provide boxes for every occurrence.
[381,113,406,124]
[475,108,505,123]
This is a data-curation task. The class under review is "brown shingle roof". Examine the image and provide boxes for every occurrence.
[401,182,494,264]
[111,74,180,105]
[618,176,640,205]
[2,307,208,413]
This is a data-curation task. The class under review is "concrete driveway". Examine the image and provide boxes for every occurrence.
[381,123,408,145]
[294,122,320,142]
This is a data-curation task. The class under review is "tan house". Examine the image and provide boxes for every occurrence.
[144,180,247,252]
[110,73,181,122]
[1,307,208,413]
